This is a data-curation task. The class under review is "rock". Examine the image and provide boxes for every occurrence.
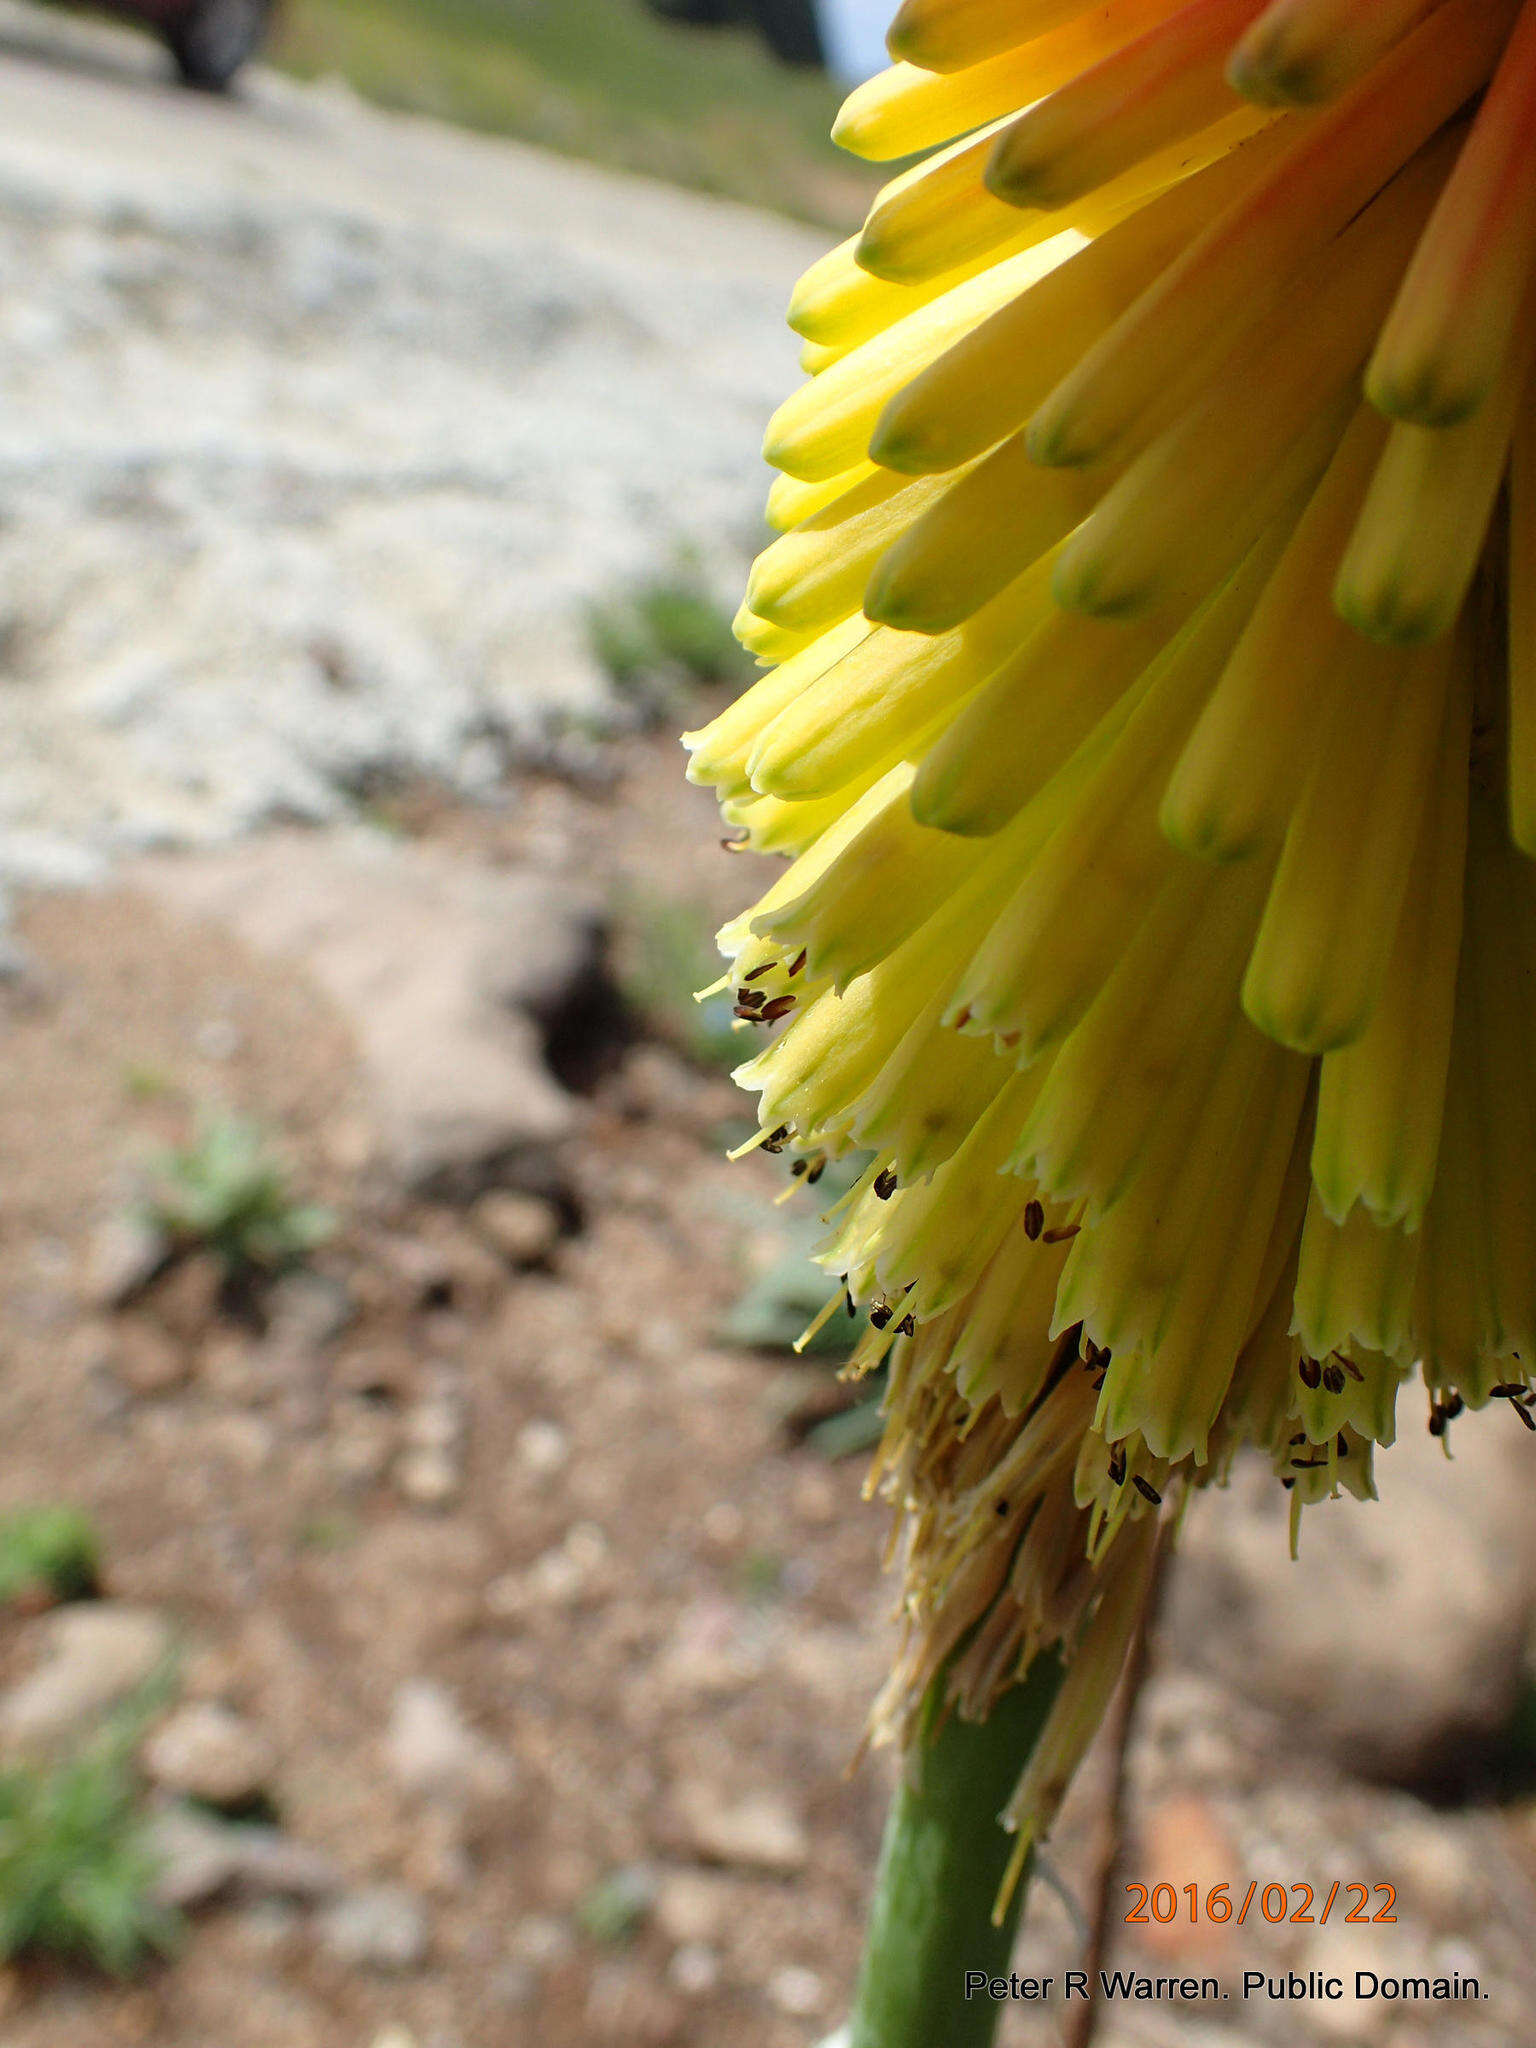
[134,836,603,1192]
[146,1803,340,1909]
[329,1400,398,1490]
[667,1943,720,1997]
[767,1965,825,2017]
[114,1318,191,1396]
[401,1393,464,1452]
[653,1869,731,1946]
[142,1701,276,1809]
[585,1959,684,2045]
[316,1885,430,1973]
[471,1190,561,1268]
[509,1914,575,1968]
[147,1253,227,1342]
[1167,1419,1536,1787]
[0,1604,174,1754]
[395,1445,462,1510]
[488,1523,609,1616]
[513,1419,570,1478]
[86,1211,168,1306]
[385,1680,515,1808]
[264,1270,353,1355]
[674,1785,807,1875]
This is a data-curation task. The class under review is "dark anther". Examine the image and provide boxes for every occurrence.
[1429,1412,1446,1437]
[805,1160,826,1185]
[1281,1477,1296,1491]
[1322,1363,1346,1395]
[1333,1352,1364,1383]
[758,995,797,1024]
[873,1168,898,1200]
[1336,1433,1350,1457]
[743,960,775,982]
[1023,1200,1044,1241]
[790,1159,807,1178]
[896,1313,916,1337]
[720,834,749,852]
[869,1303,893,1330]
[1513,1401,1536,1433]
[1298,1356,1322,1390]
[787,949,807,978]
[1042,1223,1080,1244]
[1133,1475,1163,1506]
[1108,1446,1127,1487]
[1441,1393,1464,1420]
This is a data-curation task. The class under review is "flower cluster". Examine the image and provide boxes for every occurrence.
[687,0,1536,1855]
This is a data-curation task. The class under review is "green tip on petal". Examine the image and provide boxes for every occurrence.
[1224,41,1333,106]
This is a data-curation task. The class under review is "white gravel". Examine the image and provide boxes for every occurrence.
[0,4,820,879]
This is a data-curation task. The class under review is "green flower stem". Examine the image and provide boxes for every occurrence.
[845,1653,1066,2048]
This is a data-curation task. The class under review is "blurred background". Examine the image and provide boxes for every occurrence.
[0,4,1533,2046]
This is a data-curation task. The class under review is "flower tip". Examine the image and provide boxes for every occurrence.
[1224,26,1336,107]
[850,224,917,287]
[985,124,1072,213]
[883,2,925,67]
[830,76,913,163]
[1239,963,1367,1059]
[1365,358,1486,433]
[1156,788,1256,867]
[865,410,941,475]
[862,565,956,636]
[1024,408,1100,471]
[759,416,842,487]
[1050,547,1152,622]
[908,772,1007,838]
[1331,573,1452,651]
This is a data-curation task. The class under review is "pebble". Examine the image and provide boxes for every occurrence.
[471,1190,561,1268]
[114,1318,191,1396]
[316,1885,430,1973]
[667,1943,720,1996]
[386,1678,515,1807]
[146,1804,340,1909]
[513,1418,570,1477]
[396,1444,463,1509]
[0,1603,174,1754]
[768,1965,825,2017]
[86,1211,168,1307]
[675,1785,808,1875]
[264,1269,353,1355]
[509,1914,576,1967]
[142,1700,276,1808]
[653,1869,731,1946]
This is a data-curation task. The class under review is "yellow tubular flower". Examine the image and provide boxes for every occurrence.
[694,0,1536,1855]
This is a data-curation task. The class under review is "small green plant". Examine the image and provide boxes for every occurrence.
[588,559,752,722]
[0,1506,101,1609]
[0,1711,180,1975]
[142,1114,334,1279]
[575,1866,654,1945]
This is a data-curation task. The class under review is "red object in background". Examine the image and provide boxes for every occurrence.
[63,0,273,88]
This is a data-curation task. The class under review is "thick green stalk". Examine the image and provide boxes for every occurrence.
[845,1653,1066,2048]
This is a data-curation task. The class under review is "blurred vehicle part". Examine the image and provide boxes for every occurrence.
[44,0,271,87]
[644,0,825,69]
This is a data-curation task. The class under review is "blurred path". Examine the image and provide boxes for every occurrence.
[0,1,821,880]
